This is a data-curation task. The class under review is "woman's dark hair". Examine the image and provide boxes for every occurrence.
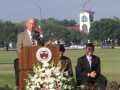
[59,44,65,52]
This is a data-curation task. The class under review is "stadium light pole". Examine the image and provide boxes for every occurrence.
[33,0,42,19]
[38,5,42,19]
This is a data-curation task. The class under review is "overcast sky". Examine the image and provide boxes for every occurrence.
[0,0,120,22]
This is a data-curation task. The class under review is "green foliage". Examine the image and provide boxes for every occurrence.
[0,20,24,43]
[60,19,77,26]
[89,18,120,43]
[42,18,81,44]
[1,17,120,45]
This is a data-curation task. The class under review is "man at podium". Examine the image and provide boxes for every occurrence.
[16,17,37,53]
[14,17,37,89]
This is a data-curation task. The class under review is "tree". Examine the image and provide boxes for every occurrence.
[41,18,81,44]
[88,18,120,45]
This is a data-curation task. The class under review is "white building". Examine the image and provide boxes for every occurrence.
[80,10,94,34]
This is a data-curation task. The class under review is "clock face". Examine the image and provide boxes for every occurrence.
[36,47,52,64]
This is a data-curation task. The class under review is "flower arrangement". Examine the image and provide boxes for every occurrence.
[25,63,74,90]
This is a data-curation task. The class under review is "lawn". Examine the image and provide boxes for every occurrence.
[65,48,120,82]
[0,48,120,89]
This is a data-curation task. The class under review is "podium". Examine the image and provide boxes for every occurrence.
[18,45,60,90]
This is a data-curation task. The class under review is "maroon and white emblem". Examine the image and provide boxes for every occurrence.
[36,47,52,63]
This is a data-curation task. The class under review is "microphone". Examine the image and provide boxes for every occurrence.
[32,25,44,46]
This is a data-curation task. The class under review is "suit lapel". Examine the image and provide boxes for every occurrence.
[84,55,91,70]
[91,55,96,70]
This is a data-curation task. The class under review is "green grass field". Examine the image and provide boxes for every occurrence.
[0,48,120,89]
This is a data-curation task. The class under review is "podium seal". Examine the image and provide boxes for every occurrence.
[36,47,52,63]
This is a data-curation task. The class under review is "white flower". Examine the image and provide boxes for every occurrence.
[42,62,49,68]
[31,85,37,90]
[25,63,74,90]
[45,69,51,76]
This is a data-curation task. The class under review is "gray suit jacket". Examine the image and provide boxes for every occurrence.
[16,30,33,53]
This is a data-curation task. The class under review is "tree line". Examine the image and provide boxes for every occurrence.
[0,17,120,47]
[0,20,24,47]
[89,17,120,45]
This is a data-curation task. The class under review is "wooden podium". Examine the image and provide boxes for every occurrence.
[18,45,60,90]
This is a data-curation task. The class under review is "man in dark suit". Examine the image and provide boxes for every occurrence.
[76,43,107,90]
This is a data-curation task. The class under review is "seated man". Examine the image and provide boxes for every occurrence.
[76,43,107,90]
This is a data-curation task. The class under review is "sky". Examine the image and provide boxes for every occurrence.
[0,0,120,22]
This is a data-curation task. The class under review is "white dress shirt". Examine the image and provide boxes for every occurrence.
[86,55,92,68]
[27,30,32,41]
